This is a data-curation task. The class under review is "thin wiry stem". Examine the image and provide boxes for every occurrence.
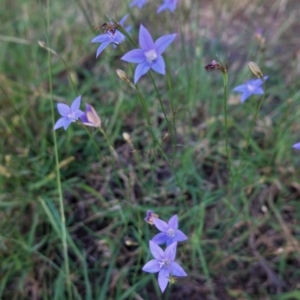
[46,0,71,297]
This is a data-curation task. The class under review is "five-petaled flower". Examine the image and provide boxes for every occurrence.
[80,103,101,128]
[121,24,176,84]
[157,0,179,13]
[142,241,187,293]
[152,215,187,246]
[91,15,129,58]
[233,76,268,103]
[130,0,147,9]
[54,95,84,131]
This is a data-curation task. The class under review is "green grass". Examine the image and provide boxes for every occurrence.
[1,0,300,299]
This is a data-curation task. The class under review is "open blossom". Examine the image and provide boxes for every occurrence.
[142,241,187,293]
[80,104,101,128]
[54,96,84,131]
[121,24,176,84]
[130,0,147,8]
[157,0,179,13]
[152,215,187,246]
[233,76,268,103]
[91,15,129,58]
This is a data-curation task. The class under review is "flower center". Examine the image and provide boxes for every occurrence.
[159,259,170,269]
[167,228,175,237]
[68,111,77,121]
[247,84,255,91]
[144,49,157,63]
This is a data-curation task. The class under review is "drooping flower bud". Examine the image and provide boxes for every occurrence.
[248,61,263,78]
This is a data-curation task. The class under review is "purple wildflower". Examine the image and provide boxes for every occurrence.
[91,15,129,58]
[54,96,84,131]
[80,103,101,128]
[142,241,187,293]
[152,215,187,246]
[144,210,159,225]
[157,0,179,13]
[121,24,176,84]
[233,76,268,103]
[130,0,147,9]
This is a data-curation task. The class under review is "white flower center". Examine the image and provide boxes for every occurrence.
[247,84,255,91]
[167,228,175,237]
[159,259,170,269]
[68,111,77,121]
[144,49,157,63]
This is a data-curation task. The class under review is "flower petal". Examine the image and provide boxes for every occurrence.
[54,117,67,130]
[158,268,169,293]
[142,259,160,273]
[151,56,166,75]
[168,215,178,229]
[91,34,109,43]
[134,62,150,84]
[121,49,145,63]
[174,229,188,242]
[119,14,129,26]
[139,24,154,50]
[253,87,264,95]
[240,91,252,103]
[170,261,187,277]
[57,103,71,116]
[155,34,176,55]
[152,232,168,245]
[165,242,177,260]
[157,4,167,13]
[63,119,72,130]
[149,240,164,259]
[233,85,248,93]
[96,41,110,57]
[292,142,300,150]
[153,218,169,231]
[71,96,81,111]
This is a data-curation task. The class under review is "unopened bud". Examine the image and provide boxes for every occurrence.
[116,69,136,90]
[248,61,263,78]
[38,40,57,55]
[123,132,131,143]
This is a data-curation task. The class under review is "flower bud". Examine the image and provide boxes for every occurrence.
[116,69,136,90]
[248,61,263,78]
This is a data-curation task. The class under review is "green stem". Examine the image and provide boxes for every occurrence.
[222,73,232,176]
[148,72,176,158]
[99,127,119,161]
[46,0,71,297]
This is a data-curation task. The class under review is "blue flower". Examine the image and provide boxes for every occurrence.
[152,215,187,246]
[157,0,179,13]
[54,96,84,131]
[130,0,147,8]
[121,25,176,84]
[233,76,268,103]
[142,241,187,293]
[91,15,129,58]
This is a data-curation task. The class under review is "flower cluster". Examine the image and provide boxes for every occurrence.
[54,96,101,131]
[142,211,188,293]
